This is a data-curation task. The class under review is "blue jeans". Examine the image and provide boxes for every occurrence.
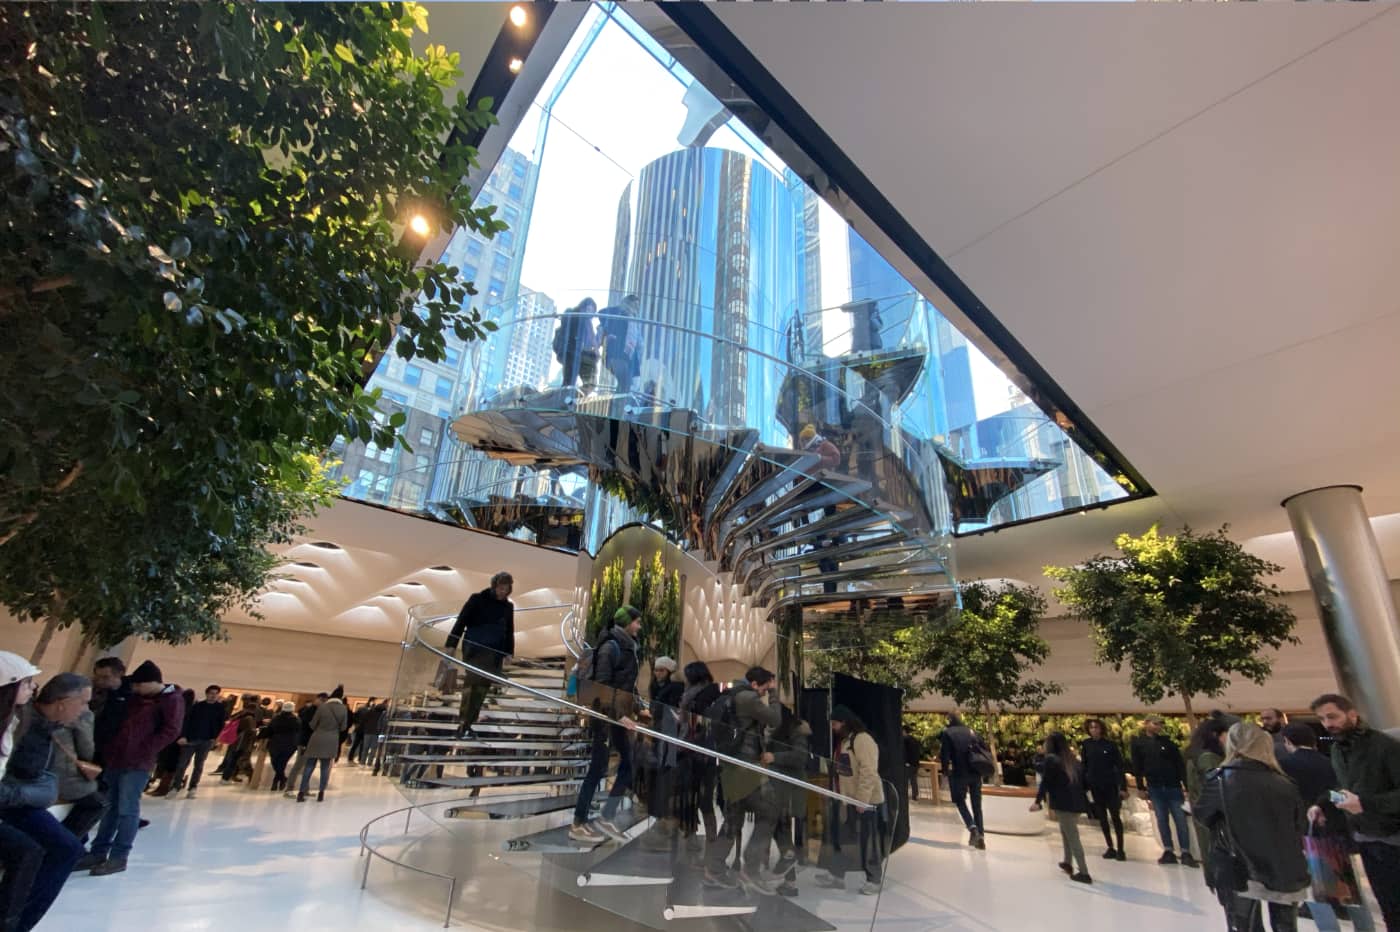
[1146,784,1191,852]
[299,758,333,796]
[1,808,84,931]
[950,773,984,835]
[90,768,149,861]
[573,721,632,824]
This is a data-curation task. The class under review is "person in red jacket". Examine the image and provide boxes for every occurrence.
[77,660,184,876]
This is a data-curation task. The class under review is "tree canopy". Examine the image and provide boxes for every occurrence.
[1046,525,1298,719]
[0,2,501,652]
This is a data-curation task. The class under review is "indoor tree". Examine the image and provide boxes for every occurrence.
[1046,524,1298,723]
[922,580,1062,781]
[1,3,503,659]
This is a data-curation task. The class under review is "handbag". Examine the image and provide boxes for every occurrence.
[217,717,240,747]
[1303,821,1362,905]
[967,738,997,781]
[1213,771,1251,893]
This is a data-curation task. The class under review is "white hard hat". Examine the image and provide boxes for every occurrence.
[0,651,41,688]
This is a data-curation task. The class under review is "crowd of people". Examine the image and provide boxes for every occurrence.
[0,649,390,931]
[924,702,1400,929]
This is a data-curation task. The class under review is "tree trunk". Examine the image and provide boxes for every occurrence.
[28,616,60,666]
[982,700,1002,785]
[1181,693,1197,726]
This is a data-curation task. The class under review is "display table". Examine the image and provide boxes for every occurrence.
[978,784,1047,836]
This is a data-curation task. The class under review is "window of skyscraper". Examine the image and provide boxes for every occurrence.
[402,364,423,388]
[433,375,452,399]
[419,428,435,447]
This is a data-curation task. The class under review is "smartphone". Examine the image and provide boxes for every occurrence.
[1329,790,1348,804]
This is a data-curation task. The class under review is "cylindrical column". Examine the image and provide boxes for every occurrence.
[1283,485,1400,731]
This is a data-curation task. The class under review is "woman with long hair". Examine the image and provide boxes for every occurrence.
[1194,722,1309,932]
[1031,731,1093,884]
[676,661,720,851]
[1187,717,1233,878]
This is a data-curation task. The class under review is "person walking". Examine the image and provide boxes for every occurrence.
[677,661,721,851]
[1186,717,1232,880]
[80,660,184,876]
[1081,718,1129,861]
[815,705,887,896]
[1131,715,1198,867]
[599,294,641,393]
[284,693,325,793]
[1031,732,1093,884]
[939,713,987,850]
[639,657,684,851]
[296,687,348,802]
[769,706,814,896]
[167,684,227,799]
[263,702,302,792]
[356,699,387,767]
[1,669,89,932]
[1194,722,1309,932]
[554,298,597,394]
[218,695,260,784]
[902,725,922,802]
[444,571,515,739]
[704,666,784,896]
[569,606,643,845]
[1308,693,1400,931]
[347,697,378,766]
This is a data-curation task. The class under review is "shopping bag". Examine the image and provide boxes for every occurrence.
[1304,825,1362,906]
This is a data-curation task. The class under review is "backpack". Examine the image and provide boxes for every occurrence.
[704,689,748,758]
[968,736,997,780]
[552,321,566,358]
[575,635,618,711]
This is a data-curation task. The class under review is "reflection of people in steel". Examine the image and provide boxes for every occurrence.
[554,298,597,392]
[798,424,841,472]
[600,294,641,394]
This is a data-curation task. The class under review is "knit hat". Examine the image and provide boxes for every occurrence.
[613,605,640,625]
[653,656,677,673]
[330,685,345,700]
[281,701,295,712]
[799,425,817,445]
[128,660,163,684]
[0,651,41,688]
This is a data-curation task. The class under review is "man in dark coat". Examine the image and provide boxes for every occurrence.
[445,571,516,739]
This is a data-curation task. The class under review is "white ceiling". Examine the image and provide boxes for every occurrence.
[711,2,1400,590]
[240,499,573,652]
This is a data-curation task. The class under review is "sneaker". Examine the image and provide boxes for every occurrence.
[772,851,799,878]
[1071,873,1093,885]
[91,858,128,876]
[776,882,799,897]
[814,870,844,889]
[702,869,738,889]
[860,881,880,896]
[737,869,778,896]
[74,852,105,871]
[568,823,605,844]
[967,829,979,847]
[164,787,181,799]
[186,788,197,799]
[972,832,986,850]
[594,818,628,842]
[137,819,150,829]
[1102,848,1118,859]
[1115,850,1128,862]
[1158,850,1179,866]
[1179,852,1199,868]
[1058,861,1073,875]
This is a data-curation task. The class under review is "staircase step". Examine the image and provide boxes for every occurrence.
[381,736,587,752]
[396,754,589,767]
[410,772,580,790]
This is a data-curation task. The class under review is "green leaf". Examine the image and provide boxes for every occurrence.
[89,4,109,49]
[333,42,355,64]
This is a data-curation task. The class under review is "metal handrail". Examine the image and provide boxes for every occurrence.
[359,802,459,928]
[415,612,872,811]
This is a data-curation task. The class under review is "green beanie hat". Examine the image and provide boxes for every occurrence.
[614,605,640,624]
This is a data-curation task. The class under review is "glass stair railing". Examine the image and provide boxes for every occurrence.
[361,603,899,932]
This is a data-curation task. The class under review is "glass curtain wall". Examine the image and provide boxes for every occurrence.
[332,2,1132,536]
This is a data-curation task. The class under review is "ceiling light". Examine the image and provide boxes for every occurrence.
[400,581,427,588]
[290,561,321,569]
[408,214,431,237]
[428,565,454,573]
[509,5,528,28]
[308,541,343,550]
[508,57,523,75]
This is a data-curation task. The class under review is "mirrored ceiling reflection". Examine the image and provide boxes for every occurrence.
[332,1,1137,538]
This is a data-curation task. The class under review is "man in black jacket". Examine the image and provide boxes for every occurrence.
[1309,693,1400,931]
[569,606,642,845]
[166,684,227,799]
[939,713,987,849]
[1131,715,1197,867]
[445,571,516,739]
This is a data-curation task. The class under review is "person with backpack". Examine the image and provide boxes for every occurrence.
[553,298,597,395]
[702,666,783,896]
[940,712,990,850]
[569,606,642,845]
[1031,731,1094,884]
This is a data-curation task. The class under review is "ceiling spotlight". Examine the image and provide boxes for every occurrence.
[408,213,431,237]
[508,57,523,75]
[308,541,343,551]
[509,5,528,28]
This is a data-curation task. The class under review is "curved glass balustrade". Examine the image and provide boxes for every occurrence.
[364,603,901,931]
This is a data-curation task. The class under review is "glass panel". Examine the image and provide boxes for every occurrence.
[373,603,896,931]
